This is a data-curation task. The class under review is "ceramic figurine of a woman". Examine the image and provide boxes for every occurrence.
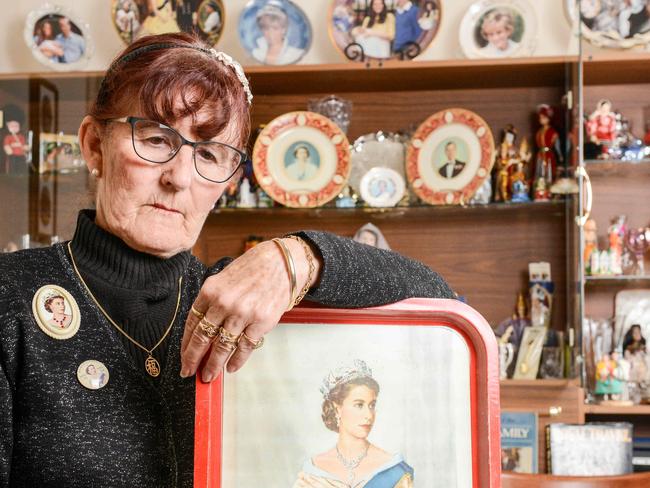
[534,105,562,201]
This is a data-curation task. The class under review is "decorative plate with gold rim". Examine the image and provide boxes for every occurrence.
[252,111,351,208]
[406,108,495,205]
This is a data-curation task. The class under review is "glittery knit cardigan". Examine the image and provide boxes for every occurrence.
[0,223,454,487]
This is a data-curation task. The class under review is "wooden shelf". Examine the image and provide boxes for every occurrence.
[585,404,650,415]
[211,200,567,219]
[584,159,650,177]
[247,55,577,94]
[500,379,580,388]
[584,52,650,86]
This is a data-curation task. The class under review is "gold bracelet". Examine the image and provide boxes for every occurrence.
[271,238,297,311]
[286,235,315,307]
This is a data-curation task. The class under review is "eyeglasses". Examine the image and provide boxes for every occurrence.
[107,116,247,183]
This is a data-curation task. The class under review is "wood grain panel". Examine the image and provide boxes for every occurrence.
[500,381,585,474]
[252,86,565,145]
[195,203,568,327]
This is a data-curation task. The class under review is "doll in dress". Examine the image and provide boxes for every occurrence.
[2,105,30,174]
[533,104,562,201]
[586,99,617,158]
[494,125,518,202]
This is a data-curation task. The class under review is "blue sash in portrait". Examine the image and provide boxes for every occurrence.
[365,460,413,488]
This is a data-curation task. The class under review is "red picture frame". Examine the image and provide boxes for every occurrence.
[195,298,501,487]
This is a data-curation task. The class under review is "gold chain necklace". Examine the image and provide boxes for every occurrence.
[67,241,182,377]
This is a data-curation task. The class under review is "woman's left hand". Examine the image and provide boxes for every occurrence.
[180,237,320,382]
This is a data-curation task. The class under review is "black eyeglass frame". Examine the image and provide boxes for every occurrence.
[107,116,248,184]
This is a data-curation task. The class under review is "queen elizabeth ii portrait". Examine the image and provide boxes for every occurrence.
[293,359,414,488]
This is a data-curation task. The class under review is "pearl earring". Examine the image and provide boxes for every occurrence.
[91,168,100,177]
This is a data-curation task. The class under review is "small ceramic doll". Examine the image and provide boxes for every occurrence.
[607,215,627,275]
[494,125,518,202]
[2,105,30,174]
[534,105,561,200]
[594,352,624,402]
[509,162,530,203]
[586,99,617,158]
[584,219,598,275]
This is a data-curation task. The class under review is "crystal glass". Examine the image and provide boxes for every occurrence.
[308,95,353,134]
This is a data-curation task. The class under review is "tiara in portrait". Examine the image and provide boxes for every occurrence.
[320,359,373,400]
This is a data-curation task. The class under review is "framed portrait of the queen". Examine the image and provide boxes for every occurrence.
[194,299,501,488]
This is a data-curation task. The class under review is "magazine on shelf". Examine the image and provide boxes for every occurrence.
[546,422,633,476]
[500,411,538,473]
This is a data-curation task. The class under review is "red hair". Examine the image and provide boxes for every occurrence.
[90,32,250,147]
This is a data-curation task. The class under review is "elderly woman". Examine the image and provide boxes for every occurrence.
[0,33,453,487]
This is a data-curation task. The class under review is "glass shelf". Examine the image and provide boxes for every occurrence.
[585,275,650,284]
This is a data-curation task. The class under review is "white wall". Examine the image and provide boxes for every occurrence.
[0,0,577,73]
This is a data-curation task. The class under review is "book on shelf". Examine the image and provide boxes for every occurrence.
[500,411,538,473]
[546,422,633,476]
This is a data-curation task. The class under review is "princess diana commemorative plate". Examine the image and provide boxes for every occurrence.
[458,0,537,59]
[238,0,312,65]
[359,167,405,207]
[252,111,351,208]
[329,0,442,61]
[406,108,495,205]
[111,0,226,46]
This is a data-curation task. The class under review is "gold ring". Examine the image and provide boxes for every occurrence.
[198,318,219,339]
[191,305,205,320]
[217,327,240,350]
[241,333,264,350]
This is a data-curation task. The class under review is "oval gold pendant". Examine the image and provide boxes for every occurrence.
[145,356,161,377]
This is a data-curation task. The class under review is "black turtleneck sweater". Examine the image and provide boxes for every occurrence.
[0,210,454,487]
[69,210,192,377]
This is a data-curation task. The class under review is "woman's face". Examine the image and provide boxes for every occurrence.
[295,147,309,161]
[372,0,385,14]
[42,21,53,37]
[50,297,65,314]
[483,19,511,50]
[87,365,96,375]
[261,18,286,46]
[90,106,233,257]
[633,327,642,341]
[357,230,377,247]
[336,385,377,439]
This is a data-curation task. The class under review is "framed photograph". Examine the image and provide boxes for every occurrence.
[579,0,650,49]
[252,111,351,208]
[359,167,406,207]
[194,299,501,488]
[512,326,546,380]
[111,0,226,47]
[349,131,407,199]
[458,0,537,59]
[405,108,495,205]
[329,0,442,61]
[24,4,94,70]
[238,0,311,65]
[38,133,84,174]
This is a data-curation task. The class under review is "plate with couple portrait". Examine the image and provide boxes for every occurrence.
[329,0,442,61]
[406,108,495,205]
[252,111,351,208]
[110,0,225,47]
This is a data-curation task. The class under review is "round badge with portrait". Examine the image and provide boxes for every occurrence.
[406,108,495,205]
[329,0,442,61]
[110,0,226,46]
[77,360,110,390]
[238,0,311,65]
[24,5,94,71]
[359,167,405,207]
[31,284,81,340]
[576,0,650,49]
[253,111,351,208]
[458,0,537,59]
